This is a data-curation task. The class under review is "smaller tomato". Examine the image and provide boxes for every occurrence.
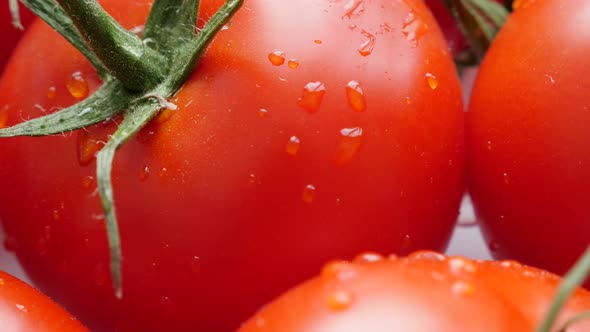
[239,251,590,332]
[0,271,88,331]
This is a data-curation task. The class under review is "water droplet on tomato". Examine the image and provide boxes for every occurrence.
[258,108,269,118]
[298,81,326,113]
[486,140,493,151]
[326,289,354,311]
[160,296,175,316]
[287,59,299,69]
[139,165,150,182]
[448,257,477,275]
[405,96,412,104]
[189,256,201,275]
[502,172,510,185]
[81,175,95,190]
[268,50,286,66]
[348,24,357,31]
[3,235,18,252]
[342,0,364,18]
[402,12,428,45]
[15,304,28,313]
[336,127,363,165]
[353,252,384,264]
[66,71,89,100]
[0,109,8,128]
[425,73,438,90]
[0,279,4,286]
[154,109,175,125]
[314,39,322,44]
[345,80,367,112]
[43,225,52,239]
[47,86,57,99]
[77,120,115,166]
[52,209,60,221]
[512,0,535,10]
[451,280,476,297]
[409,250,446,261]
[401,234,411,250]
[248,173,258,185]
[358,30,376,56]
[159,167,168,177]
[321,261,358,281]
[499,260,522,269]
[302,184,316,203]
[380,23,392,33]
[285,136,301,156]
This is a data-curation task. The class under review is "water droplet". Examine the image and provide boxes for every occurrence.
[409,250,446,261]
[0,279,4,286]
[3,235,18,252]
[425,73,438,90]
[342,0,364,18]
[81,175,95,189]
[405,96,412,104]
[248,173,258,185]
[94,262,108,286]
[287,59,299,69]
[502,172,510,185]
[451,280,476,297]
[358,30,376,56]
[499,260,522,269]
[189,256,201,275]
[268,50,286,66]
[160,296,175,316]
[402,12,429,45]
[52,209,60,221]
[486,140,493,151]
[353,252,384,263]
[66,71,89,99]
[258,108,269,118]
[314,39,322,44]
[77,120,114,166]
[380,23,392,33]
[47,86,57,99]
[512,0,535,10]
[15,304,28,313]
[139,165,150,182]
[326,289,353,311]
[345,80,367,112]
[401,234,411,250]
[448,257,477,275]
[298,82,326,113]
[158,167,168,177]
[0,109,8,128]
[43,225,52,239]
[321,260,358,281]
[154,109,175,125]
[285,136,301,156]
[335,127,363,165]
[302,184,316,203]
[348,24,357,31]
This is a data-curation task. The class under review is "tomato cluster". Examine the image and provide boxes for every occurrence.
[0,0,588,331]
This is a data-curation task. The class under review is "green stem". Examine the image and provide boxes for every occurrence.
[54,0,168,91]
[536,244,590,332]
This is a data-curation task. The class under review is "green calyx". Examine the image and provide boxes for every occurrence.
[3,0,243,298]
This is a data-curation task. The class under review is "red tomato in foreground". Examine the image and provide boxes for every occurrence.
[239,252,590,331]
[0,271,88,331]
[0,0,464,330]
[467,0,590,285]
[0,3,34,71]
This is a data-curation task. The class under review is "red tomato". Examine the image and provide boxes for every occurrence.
[0,270,88,331]
[239,251,590,331]
[0,3,34,71]
[467,0,590,285]
[0,0,464,330]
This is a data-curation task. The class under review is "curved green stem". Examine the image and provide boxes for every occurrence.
[536,244,590,332]
[55,0,168,91]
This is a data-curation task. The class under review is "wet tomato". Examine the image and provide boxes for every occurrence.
[0,270,88,332]
[0,0,464,330]
[467,0,590,285]
[239,252,590,331]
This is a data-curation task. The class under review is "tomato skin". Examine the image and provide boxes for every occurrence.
[0,0,464,330]
[239,252,590,332]
[467,0,590,285]
[0,271,88,332]
[0,3,34,72]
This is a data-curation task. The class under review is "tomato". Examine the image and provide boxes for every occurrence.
[0,270,88,331]
[0,0,464,330]
[239,251,590,331]
[467,0,590,285]
[0,3,34,71]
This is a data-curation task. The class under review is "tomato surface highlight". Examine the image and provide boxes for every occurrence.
[239,252,590,331]
[0,0,464,330]
[467,0,590,286]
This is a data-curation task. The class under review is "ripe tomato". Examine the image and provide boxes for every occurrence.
[0,3,34,71]
[467,0,590,285]
[0,270,88,331]
[0,0,464,330]
[239,251,590,331]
